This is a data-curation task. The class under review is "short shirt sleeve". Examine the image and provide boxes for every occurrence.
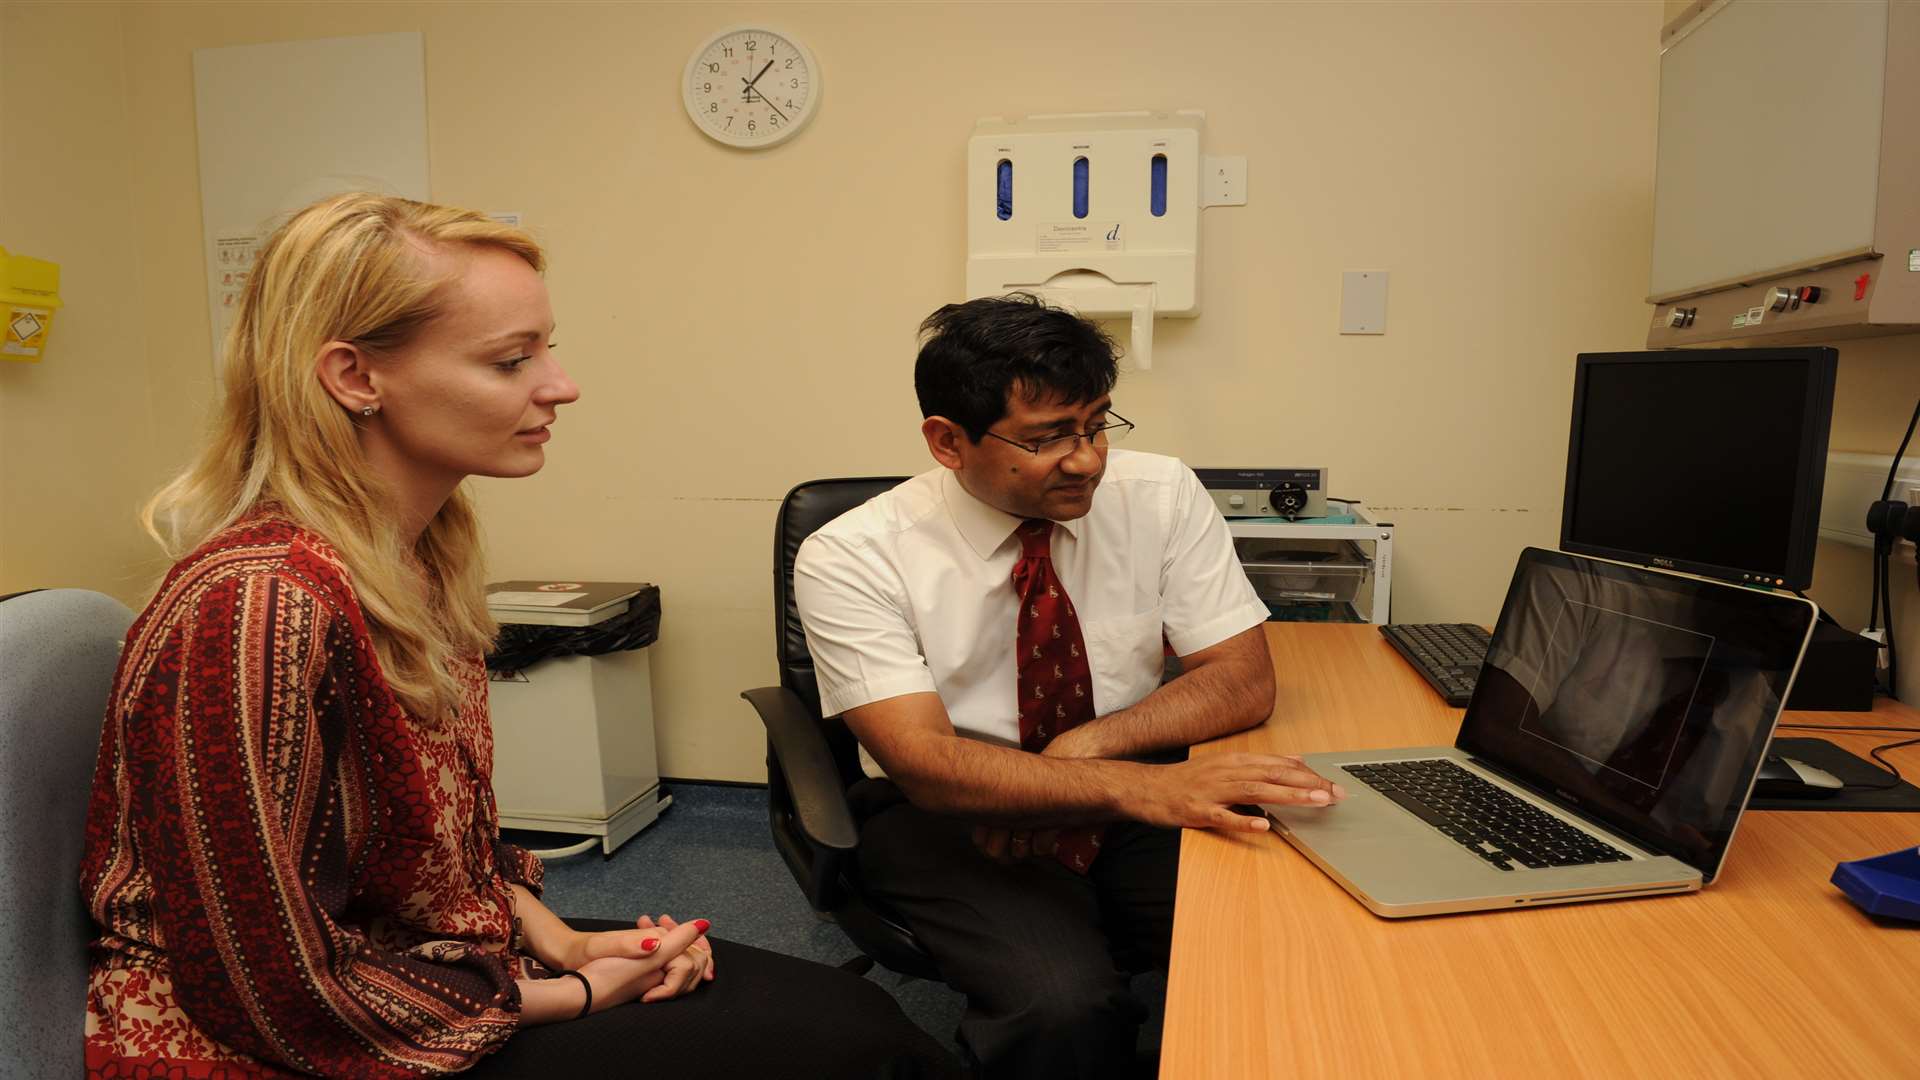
[1158,463,1272,657]
[793,531,939,717]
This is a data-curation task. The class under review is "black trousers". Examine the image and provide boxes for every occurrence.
[852,781,1181,1080]
[469,920,962,1079]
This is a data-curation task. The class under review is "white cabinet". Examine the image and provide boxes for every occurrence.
[488,647,669,856]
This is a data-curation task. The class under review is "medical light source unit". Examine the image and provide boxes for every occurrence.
[967,111,1240,370]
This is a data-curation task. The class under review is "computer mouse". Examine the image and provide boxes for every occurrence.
[1753,755,1845,799]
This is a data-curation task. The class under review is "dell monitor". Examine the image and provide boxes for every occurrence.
[1561,348,1836,591]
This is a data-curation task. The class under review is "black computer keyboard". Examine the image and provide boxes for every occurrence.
[1379,623,1491,706]
[1343,759,1632,872]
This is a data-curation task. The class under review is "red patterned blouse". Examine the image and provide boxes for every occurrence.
[80,516,545,1078]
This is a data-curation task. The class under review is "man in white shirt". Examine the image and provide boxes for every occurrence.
[794,294,1343,1079]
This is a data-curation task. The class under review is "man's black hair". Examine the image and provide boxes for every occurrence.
[914,293,1119,442]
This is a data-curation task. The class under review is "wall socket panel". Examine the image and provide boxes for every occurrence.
[1819,451,1920,558]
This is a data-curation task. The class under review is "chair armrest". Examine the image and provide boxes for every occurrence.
[741,686,859,852]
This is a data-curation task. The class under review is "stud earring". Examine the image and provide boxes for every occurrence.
[361,404,378,417]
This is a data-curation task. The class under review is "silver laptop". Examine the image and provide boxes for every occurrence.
[1264,547,1817,918]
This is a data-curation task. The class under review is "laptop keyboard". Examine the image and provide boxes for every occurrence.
[1343,759,1633,872]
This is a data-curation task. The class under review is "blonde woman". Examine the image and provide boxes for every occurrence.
[79,194,957,1079]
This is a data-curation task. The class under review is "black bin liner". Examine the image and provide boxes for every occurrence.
[485,585,661,676]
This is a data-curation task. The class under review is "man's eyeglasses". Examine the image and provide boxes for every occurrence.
[982,412,1134,462]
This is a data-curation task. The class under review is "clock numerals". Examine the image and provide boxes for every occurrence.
[685,28,817,147]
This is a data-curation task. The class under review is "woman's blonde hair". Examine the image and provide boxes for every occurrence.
[145,192,545,722]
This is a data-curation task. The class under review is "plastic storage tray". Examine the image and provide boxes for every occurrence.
[1234,537,1369,605]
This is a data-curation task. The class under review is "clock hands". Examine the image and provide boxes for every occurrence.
[741,59,774,93]
[739,60,789,124]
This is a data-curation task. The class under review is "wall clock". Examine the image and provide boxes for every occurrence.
[682,27,820,149]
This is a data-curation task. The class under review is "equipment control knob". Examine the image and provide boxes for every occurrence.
[1769,287,1793,312]
[1272,483,1308,521]
[1668,308,1688,328]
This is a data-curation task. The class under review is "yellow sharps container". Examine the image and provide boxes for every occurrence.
[2,246,63,362]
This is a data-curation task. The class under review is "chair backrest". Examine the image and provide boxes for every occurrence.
[774,477,908,778]
[0,589,134,1077]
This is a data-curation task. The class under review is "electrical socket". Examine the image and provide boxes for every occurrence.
[1902,483,1920,561]
[1862,627,1889,671]
[1820,452,1920,548]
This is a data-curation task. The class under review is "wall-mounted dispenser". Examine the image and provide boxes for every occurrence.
[967,111,1240,370]
[1,246,62,362]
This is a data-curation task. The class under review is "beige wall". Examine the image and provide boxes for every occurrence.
[0,2,172,601]
[15,1,1907,780]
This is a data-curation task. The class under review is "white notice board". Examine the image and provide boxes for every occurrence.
[193,32,430,371]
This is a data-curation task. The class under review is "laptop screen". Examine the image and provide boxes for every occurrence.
[1456,548,1815,880]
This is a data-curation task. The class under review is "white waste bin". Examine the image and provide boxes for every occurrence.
[486,581,669,855]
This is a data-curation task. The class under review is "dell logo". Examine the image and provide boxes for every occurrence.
[1652,557,1676,568]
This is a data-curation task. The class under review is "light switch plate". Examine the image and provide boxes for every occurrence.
[1340,270,1388,334]
[1203,155,1248,207]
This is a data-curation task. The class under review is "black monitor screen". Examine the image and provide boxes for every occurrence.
[1561,349,1835,590]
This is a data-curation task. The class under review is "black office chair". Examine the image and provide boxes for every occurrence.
[739,476,941,980]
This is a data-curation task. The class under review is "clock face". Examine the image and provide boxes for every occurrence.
[682,28,819,149]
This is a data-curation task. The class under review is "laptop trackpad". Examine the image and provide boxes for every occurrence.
[1264,750,1700,916]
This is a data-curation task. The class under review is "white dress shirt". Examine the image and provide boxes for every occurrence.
[794,449,1269,776]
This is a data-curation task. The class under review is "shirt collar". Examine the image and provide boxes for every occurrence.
[940,469,1083,560]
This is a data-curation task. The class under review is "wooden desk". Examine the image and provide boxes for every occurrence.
[1163,623,1920,1079]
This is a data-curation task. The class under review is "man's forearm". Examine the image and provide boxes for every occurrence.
[888,736,1154,824]
[1049,652,1273,761]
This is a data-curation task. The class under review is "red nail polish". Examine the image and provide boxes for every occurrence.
[694,919,710,933]
[641,938,658,952]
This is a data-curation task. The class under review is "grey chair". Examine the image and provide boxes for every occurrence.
[0,589,134,1078]
[739,477,944,980]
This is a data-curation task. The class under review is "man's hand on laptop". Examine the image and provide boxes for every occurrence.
[970,754,1344,851]
[1140,753,1347,832]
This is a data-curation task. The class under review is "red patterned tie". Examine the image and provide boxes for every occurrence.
[1013,519,1104,874]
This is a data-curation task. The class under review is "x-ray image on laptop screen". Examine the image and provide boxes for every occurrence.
[1457,549,1814,878]
[1514,601,1711,792]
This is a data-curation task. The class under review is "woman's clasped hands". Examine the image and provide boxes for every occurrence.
[573,913,717,1007]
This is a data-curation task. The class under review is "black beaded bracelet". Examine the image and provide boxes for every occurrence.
[559,969,592,1019]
